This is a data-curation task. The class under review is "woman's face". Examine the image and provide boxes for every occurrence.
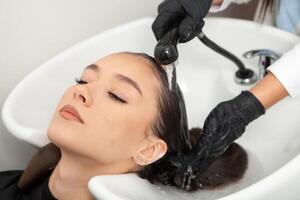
[47,53,164,168]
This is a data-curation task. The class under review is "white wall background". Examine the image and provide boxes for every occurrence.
[0,0,160,171]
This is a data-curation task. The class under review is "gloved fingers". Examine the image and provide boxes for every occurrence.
[208,144,229,158]
[152,12,179,41]
[178,16,203,42]
[179,0,212,20]
[153,0,184,41]
[202,114,219,135]
[153,0,212,42]
[190,127,213,158]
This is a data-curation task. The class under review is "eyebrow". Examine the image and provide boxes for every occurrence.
[84,63,143,96]
[114,73,143,96]
[85,64,99,72]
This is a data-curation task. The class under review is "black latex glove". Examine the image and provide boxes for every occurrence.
[152,0,213,43]
[192,90,265,161]
[169,91,265,190]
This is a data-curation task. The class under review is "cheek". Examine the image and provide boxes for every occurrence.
[47,87,87,153]
[85,103,154,163]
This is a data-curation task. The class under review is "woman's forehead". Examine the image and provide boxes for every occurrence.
[95,53,159,83]
[95,53,152,70]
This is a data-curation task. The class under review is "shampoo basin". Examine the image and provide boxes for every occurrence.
[2,17,300,199]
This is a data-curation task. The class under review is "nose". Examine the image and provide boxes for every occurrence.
[73,85,92,106]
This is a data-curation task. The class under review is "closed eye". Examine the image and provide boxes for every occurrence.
[108,91,127,104]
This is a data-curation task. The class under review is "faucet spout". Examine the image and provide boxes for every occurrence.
[243,49,281,79]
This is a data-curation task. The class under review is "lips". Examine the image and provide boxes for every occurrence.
[59,105,84,124]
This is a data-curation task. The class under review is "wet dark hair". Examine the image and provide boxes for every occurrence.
[258,0,274,21]
[124,52,248,192]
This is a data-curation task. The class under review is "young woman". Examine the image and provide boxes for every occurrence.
[0,52,249,200]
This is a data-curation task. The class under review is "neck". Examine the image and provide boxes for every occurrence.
[48,149,136,200]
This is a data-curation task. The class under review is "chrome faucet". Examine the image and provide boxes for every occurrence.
[243,49,281,80]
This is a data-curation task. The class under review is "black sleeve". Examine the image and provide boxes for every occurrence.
[0,170,56,200]
[0,170,24,199]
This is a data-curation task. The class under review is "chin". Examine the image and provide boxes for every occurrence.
[47,114,81,151]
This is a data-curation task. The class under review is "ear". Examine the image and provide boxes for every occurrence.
[133,137,167,166]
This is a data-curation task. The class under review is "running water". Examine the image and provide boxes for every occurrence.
[165,61,178,91]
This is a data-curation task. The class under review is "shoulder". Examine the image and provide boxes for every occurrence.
[0,170,23,199]
[0,170,23,190]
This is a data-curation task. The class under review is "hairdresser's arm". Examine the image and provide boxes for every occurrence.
[250,41,300,105]
[250,71,288,109]
[192,71,289,159]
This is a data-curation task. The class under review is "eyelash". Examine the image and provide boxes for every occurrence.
[74,78,127,104]
[75,78,87,85]
[108,91,127,104]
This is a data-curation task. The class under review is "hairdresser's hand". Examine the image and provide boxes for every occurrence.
[192,91,266,159]
[152,0,213,43]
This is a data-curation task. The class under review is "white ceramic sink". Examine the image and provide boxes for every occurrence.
[2,17,300,199]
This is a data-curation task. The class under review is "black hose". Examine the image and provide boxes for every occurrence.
[197,32,254,79]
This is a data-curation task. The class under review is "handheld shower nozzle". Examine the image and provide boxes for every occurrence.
[154,28,180,65]
[154,28,180,91]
